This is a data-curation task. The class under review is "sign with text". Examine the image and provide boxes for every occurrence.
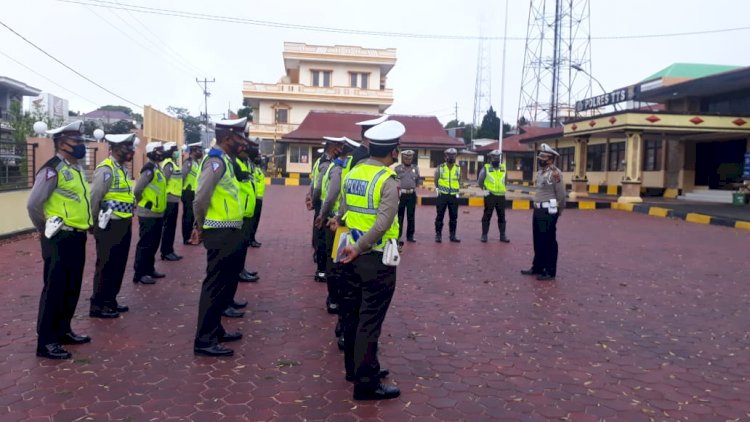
[575,86,637,112]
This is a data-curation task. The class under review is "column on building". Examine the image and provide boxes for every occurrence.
[664,136,684,198]
[619,130,644,203]
[569,136,589,199]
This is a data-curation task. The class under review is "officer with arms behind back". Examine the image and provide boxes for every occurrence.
[89,133,138,319]
[159,141,183,261]
[181,142,203,245]
[132,142,168,284]
[191,117,248,357]
[394,150,421,243]
[478,149,510,243]
[434,148,462,243]
[26,120,92,359]
[521,143,566,281]
[335,120,405,401]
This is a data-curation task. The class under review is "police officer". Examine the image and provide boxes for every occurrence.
[478,149,510,243]
[191,117,247,357]
[181,142,203,245]
[89,133,138,319]
[26,120,91,359]
[311,140,338,283]
[334,120,404,401]
[133,142,168,284]
[351,115,387,166]
[235,136,259,285]
[306,147,329,249]
[247,152,265,248]
[394,150,421,243]
[521,143,565,281]
[434,148,461,243]
[159,141,183,261]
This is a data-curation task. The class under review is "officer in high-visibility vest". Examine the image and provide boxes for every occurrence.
[89,133,138,319]
[133,142,168,284]
[247,152,265,248]
[394,150,421,243]
[26,120,92,359]
[352,114,388,164]
[311,139,339,282]
[159,141,183,261]
[478,149,510,243]
[191,117,247,357]
[334,120,404,401]
[317,136,360,315]
[181,141,203,245]
[306,149,330,249]
[434,148,462,243]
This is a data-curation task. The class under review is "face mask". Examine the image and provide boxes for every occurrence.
[68,143,86,159]
[155,152,167,162]
[537,159,548,168]
[491,160,500,167]
[446,157,456,164]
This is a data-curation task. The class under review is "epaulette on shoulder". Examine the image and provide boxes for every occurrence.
[41,156,62,171]
[207,148,223,158]
[141,162,155,174]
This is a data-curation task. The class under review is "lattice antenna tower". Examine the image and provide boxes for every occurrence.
[517,0,593,127]
[472,21,492,136]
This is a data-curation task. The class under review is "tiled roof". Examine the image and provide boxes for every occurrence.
[281,111,464,149]
[83,110,132,120]
[474,126,561,151]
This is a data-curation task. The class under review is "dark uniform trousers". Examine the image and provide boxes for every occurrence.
[531,207,559,277]
[38,230,87,347]
[323,226,342,306]
[248,199,263,242]
[311,198,321,249]
[133,216,163,280]
[314,203,327,274]
[91,218,132,310]
[435,193,459,234]
[194,228,244,348]
[481,194,507,236]
[181,190,195,244]
[160,201,179,255]
[339,253,397,386]
[397,192,417,240]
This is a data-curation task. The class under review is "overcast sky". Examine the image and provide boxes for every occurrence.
[2,0,749,126]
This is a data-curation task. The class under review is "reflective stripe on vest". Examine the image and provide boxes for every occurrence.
[437,163,460,194]
[236,158,257,218]
[161,158,183,197]
[483,164,507,195]
[97,157,134,218]
[203,152,243,229]
[183,158,199,192]
[342,163,399,252]
[137,164,167,213]
[43,161,92,230]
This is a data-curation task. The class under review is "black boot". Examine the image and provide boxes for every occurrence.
[449,232,461,243]
[481,233,488,243]
[435,233,442,243]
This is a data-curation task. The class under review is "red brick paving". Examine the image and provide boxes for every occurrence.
[1,185,749,421]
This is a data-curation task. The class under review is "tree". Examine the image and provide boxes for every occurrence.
[104,119,136,134]
[444,119,464,129]
[82,120,99,137]
[69,110,80,117]
[98,105,133,115]
[167,106,202,144]
[7,100,34,144]
[237,106,253,122]
[477,106,501,140]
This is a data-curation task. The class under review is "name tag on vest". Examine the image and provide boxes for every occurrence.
[345,179,368,196]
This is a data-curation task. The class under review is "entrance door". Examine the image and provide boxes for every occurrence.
[695,139,746,189]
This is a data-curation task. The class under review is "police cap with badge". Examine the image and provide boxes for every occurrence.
[105,133,139,150]
[356,115,389,137]
[323,136,361,153]
[215,117,249,141]
[46,120,86,142]
[184,141,202,152]
[364,120,406,152]
[538,143,559,158]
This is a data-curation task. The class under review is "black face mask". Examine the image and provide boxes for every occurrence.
[491,160,500,167]
[537,159,548,168]
[446,157,456,164]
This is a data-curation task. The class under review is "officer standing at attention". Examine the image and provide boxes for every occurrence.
[394,150,421,243]
[247,153,265,248]
[306,148,329,248]
[26,120,91,359]
[478,149,510,243]
[521,143,565,281]
[159,141,183,261]
[191,118,247,357]
[311,139,338,283]
[335,120,405,401]
[234,136,259,283]
[133,142,168,285]
[434,148,462,243]
[181,142,203,245]
[89,133,138,319]
[352,115,388,165]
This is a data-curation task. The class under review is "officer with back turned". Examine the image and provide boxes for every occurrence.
[181,142,203,245]
[26,120,92,359]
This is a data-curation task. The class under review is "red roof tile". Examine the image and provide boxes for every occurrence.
[474,126,563,152]
[281,111,464,149]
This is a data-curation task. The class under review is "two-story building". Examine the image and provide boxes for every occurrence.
[242,42,396,173]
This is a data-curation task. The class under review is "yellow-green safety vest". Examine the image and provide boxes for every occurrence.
[97,157,134,219]
[253,165,265,198]
[183,158,199,192]
[203,151,243,229]
[43,158,92,230]
[137,163,167,213]
[236,158,256,219]
[483,163,507,195]
[342,163,399,252]
[161,157,183,197]
[437,163,461,195]
[310,156,322,190]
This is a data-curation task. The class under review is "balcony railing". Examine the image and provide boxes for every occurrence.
[243,82,394,103]
[283,42,397,61]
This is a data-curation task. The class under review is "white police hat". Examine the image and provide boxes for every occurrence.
[444,148,458,155]
[104,133,137,144]
[488,149,502,157]
[355,115,388,127]
[317,148,324,153]
[216,117,249,140]
[343,137,361,150]
[47,120,85,140]
[164,141,178,150]
[364,120,405,146]
[401,150,415,157]
[146,142,163,153]
[183,141,202,151]
[322,136,347,144]
[539,143,560,157]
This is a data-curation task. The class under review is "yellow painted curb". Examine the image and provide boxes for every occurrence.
[606,185,619,196]
[578,201,596,210]
[512,200,530,210]
[264,177,271,185]
[468,197,484,207]
[612,202,634,212]
[685,213,711,225]
[648,207,670,217]
[663,188,679,199]
[736,221,750,231]
[284,178,300,186]
[588,184,599,194]
[289,173,300,179]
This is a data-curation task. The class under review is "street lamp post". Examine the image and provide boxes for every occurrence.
[571,64,619,112]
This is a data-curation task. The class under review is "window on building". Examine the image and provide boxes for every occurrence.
[587,144,605,172]
[643,139,663,171]
[430,150,443,168]
[312,70,332,87]
[289,145,309,164]
[608,142,626,171]
[275,108,288,124]
[558,147,574,172]
[349,72,370,89]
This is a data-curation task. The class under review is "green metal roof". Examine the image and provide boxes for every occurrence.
[641,63,741,82]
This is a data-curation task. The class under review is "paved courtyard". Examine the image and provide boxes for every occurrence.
[1,185,749,421]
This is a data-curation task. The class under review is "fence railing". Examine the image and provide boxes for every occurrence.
[0,141,37,192]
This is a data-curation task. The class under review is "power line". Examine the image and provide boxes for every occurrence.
[0,18,142,109]
[56,0,750,41]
